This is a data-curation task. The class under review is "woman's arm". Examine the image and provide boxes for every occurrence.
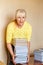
[27,41,30,62]
[6,43,16,65]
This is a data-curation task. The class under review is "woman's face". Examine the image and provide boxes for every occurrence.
[16,12,26,26]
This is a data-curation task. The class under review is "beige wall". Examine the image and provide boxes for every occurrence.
[0,0,43,64]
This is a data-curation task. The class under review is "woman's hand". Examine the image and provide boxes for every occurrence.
[12,54,16,65]
[27,56,29,62]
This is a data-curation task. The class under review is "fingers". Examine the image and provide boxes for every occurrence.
[12,60,16,65]
[12,54,16,65]
[27,57,29,63]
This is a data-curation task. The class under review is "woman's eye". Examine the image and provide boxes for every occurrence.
[18,17,20,18]
[23,17,25,18]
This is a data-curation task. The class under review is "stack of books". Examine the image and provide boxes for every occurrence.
[34,48,43,63]
[14,39,28,63]
[14,45,28,63]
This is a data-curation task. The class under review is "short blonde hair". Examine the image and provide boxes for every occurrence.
[15,9,26,18]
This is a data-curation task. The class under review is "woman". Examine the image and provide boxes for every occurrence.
[6,9,32,65]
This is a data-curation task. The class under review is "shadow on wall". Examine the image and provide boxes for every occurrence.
[4,15,15,65]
